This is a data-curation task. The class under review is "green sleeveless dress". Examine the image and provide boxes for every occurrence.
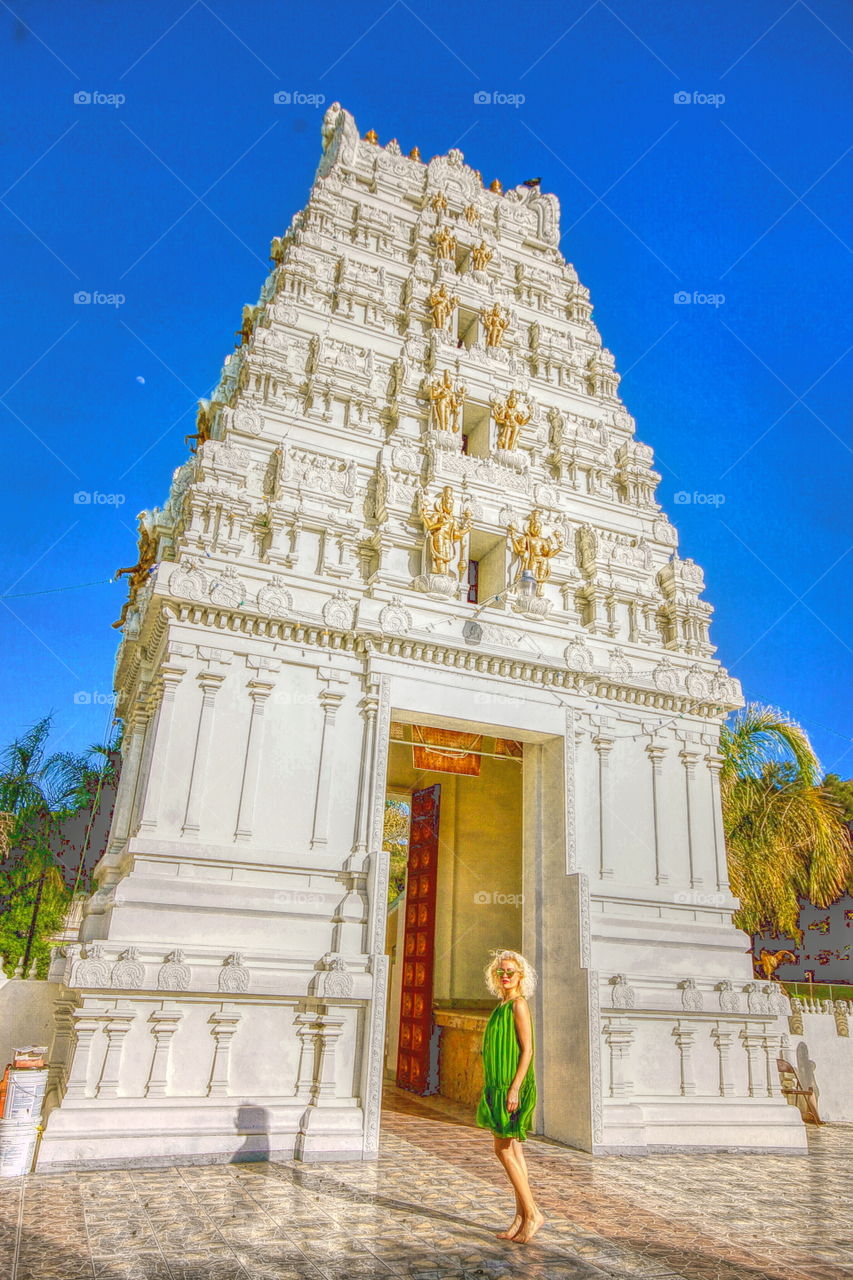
[475,997,536,1141]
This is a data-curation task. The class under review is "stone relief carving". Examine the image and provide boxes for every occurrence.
[111,947,145,990]
[157,949,192,992]
[218,953,250,993]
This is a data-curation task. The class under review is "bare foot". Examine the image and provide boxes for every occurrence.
[496,1214,522,1239]
[513,1210,545,1244]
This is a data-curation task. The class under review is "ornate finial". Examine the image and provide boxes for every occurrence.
[364,129,378,144]
[489,178,503,193]
[408,145,421,161]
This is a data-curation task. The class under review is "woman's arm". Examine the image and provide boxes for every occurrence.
[506,997,533,1113]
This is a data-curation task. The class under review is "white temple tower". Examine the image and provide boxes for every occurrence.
[37,105,805,1167]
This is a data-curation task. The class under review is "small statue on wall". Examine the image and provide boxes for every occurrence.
[463,204,480,225]
[492,389,531,451]
[433,225,457,261]
[427,283,460,330]
[430,190,448,213]
[112,518,157,628]
[429,369,466,434]
[481,302,509,347]
[756,948,798,980]
[471,241,493,272]
[419,485,473,580]
[507,509,563,597]
[185,399,219,454]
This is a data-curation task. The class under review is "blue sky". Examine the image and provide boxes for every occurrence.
[1,0,851,774]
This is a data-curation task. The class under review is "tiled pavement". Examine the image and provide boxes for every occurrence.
[1,1090,850,1280]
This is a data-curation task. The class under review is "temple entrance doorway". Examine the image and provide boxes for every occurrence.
[382,718,524,1111]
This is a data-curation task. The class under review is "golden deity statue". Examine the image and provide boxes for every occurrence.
[433,224,457,261]
[463,204,480,225]
[471,240,493,272]
[185,399,218,454]
[492,389,531,451]
[112,522,157,629]
[507,510,563,596]
[430,190,448,213]
[419,485,473,580]
[481,302,509,347]
[429,369,466,433]
[428,284,460,330]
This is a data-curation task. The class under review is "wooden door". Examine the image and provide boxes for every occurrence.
[395,784,441,1093]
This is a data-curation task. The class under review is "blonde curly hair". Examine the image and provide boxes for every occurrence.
[484,948,537,1000]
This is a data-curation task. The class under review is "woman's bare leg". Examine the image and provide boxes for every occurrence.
[509,1138,544,1244]
[493,1135,536,1239]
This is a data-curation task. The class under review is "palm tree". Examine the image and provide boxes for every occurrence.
[720,703,852,942]
[0,715,118,975]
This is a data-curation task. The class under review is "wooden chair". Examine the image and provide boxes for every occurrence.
[776,1057,822,1124]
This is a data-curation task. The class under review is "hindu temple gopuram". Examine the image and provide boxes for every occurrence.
[36,104,806,1168]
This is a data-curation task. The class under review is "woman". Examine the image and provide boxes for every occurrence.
[475,948,544,1244]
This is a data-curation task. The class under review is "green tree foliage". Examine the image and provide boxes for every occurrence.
[720,704,852,941]
[0,716,117,977]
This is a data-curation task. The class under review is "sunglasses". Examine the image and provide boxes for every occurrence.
[496,968,518,977]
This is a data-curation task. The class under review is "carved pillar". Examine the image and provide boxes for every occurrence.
[644,741,667,885]
[672,1024,696,1096]
[63,1009,102,1100]
[603,1022,635,1098]
[182,671,226,837]
[705,752,729,891]
[308,1012,346,1104]
[96,1005,136,1098]
[144,1004,183,1098]
[234,680,275,843]
[207,1005,242,1097]
[679,748,702,888]
[310,672,348,850]
[352,678,381,855]
[711,1025,736,1096]
[762,1028,782,1098]
[593,735,614,879]
[293,1010,320,1101]
[740,1028,764,1098]
[137,666,187,833]
[108,702,151,853]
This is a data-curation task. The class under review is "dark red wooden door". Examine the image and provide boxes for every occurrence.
[396,784,441,1094]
